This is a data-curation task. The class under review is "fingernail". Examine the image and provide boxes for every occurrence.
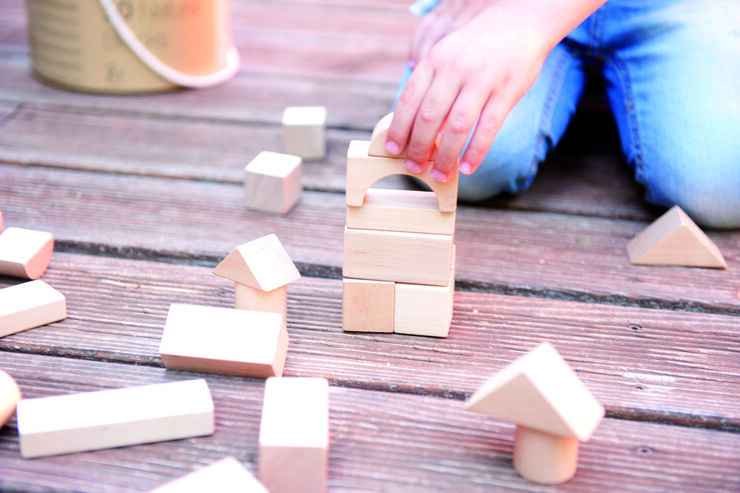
[460,161,473,174]
[431,169,448,183]
[386,140,400,155]
[405,160,422,173]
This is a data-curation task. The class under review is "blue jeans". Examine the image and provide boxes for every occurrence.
[398,0,740,228]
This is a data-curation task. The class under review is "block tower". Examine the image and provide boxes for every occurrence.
[342,113,458,337]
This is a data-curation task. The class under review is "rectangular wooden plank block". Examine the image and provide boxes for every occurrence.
[342,278,394,333]
[259,377,329,493]
[16,379,214,458]
[343,226,453,286]
[0,227,54,279]
[159,304,288,378]
[394,257,455,337]
[0,280,66,338]
[151,457,268,493]
[346,188,456,235]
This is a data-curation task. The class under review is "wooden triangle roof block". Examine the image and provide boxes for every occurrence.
[627,205,726,269]
[213,234,301,292]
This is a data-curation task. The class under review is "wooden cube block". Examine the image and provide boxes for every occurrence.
[394,260,455,338]
[346,188,455,235]
[0,370,21,428]
[0,227,54,279]
[0,280,66,338]
[342,278,394,333]
[17,379,214,458]
[343,227,453,286]
[259,377,329,493]
[282,106,327,159]
[244,151,302,214]
[159,304,288,378]
[151,457,269,493]
[345,140,458,212]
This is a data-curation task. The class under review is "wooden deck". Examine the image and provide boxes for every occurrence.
[1,1,738,491]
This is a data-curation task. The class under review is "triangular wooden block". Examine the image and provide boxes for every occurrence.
[627,206,726,269]
[213,234,301,292]
[465,342,603,441]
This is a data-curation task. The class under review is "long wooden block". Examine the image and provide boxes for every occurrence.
[346,188,456,235]
[394,257,455,338]
[0,370,21,428]
[0,227,54,279]
[342,278,394,333]
[0,280,66,338]
[151,457,269,493]
[343,227,453,286]
[282,106,327,160]
[244,151,302,214]
[159,304,288,378]
[259,377,329,493]
[16,379,214,458]
[345,140,458,212]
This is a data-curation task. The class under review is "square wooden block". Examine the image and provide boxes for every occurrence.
[159,303,288,378]
[0,280,66,338]
[282,106,327,159]
[342,278,394,333]
[394,265,455,338]
[17,379,214,458]
[0,227,54,279]
[244,151,302,214]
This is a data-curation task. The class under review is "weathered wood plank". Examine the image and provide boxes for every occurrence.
[1,252,738,426]
[0,353,737,492]
[0,165,737,311]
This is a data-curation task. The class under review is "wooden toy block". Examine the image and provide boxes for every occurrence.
[259,377,329,493]
[343,226,454,286]
[235,282,287,323]
[346,188,456,235]
[213,234,301,292]
[465,342,604,484]
[159,304,288,378]
[346,140,458,212]
[0,280,66,338]
[342,278,394,333]
[394,254,455,337]
[244,151,302,214]
[0,227,54,279]
[151,457,269,493]
[16,379,214,458]
[0,370,21,428]
[627,205,727,269]
[282,106,327,160]
[367,112,439,159]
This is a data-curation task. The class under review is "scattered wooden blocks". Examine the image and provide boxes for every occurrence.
[159,304,288,378]
[16,378,214,458]
[151,457,268,493]
[0,227,54,279]
[0,280,66,338]
[0,370,21,428]
[244,151,302,214]
[342,278,394,333]
[282,106,327,160]
[627,205,727,269]
[259,377,329,493]
[394,261,455,338]
[465,342,604,485]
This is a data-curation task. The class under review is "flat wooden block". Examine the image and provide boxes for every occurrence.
[346,188,456,235]
[244,151,302,214]
[213,233,301,291]
[342,278,394,333]
[151,457,268,493]
[343,226,453,286]
[0,280,66,338]
[259,377,329,493]
[627,205,727,269]
[0,227,54,279]
[346,140,458,212]
[159,304,288,378]
[0,370,21,428]
[282,106,327,159]
[394,261,455,338]
[16,379,214,458]
[465,342,604,441]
